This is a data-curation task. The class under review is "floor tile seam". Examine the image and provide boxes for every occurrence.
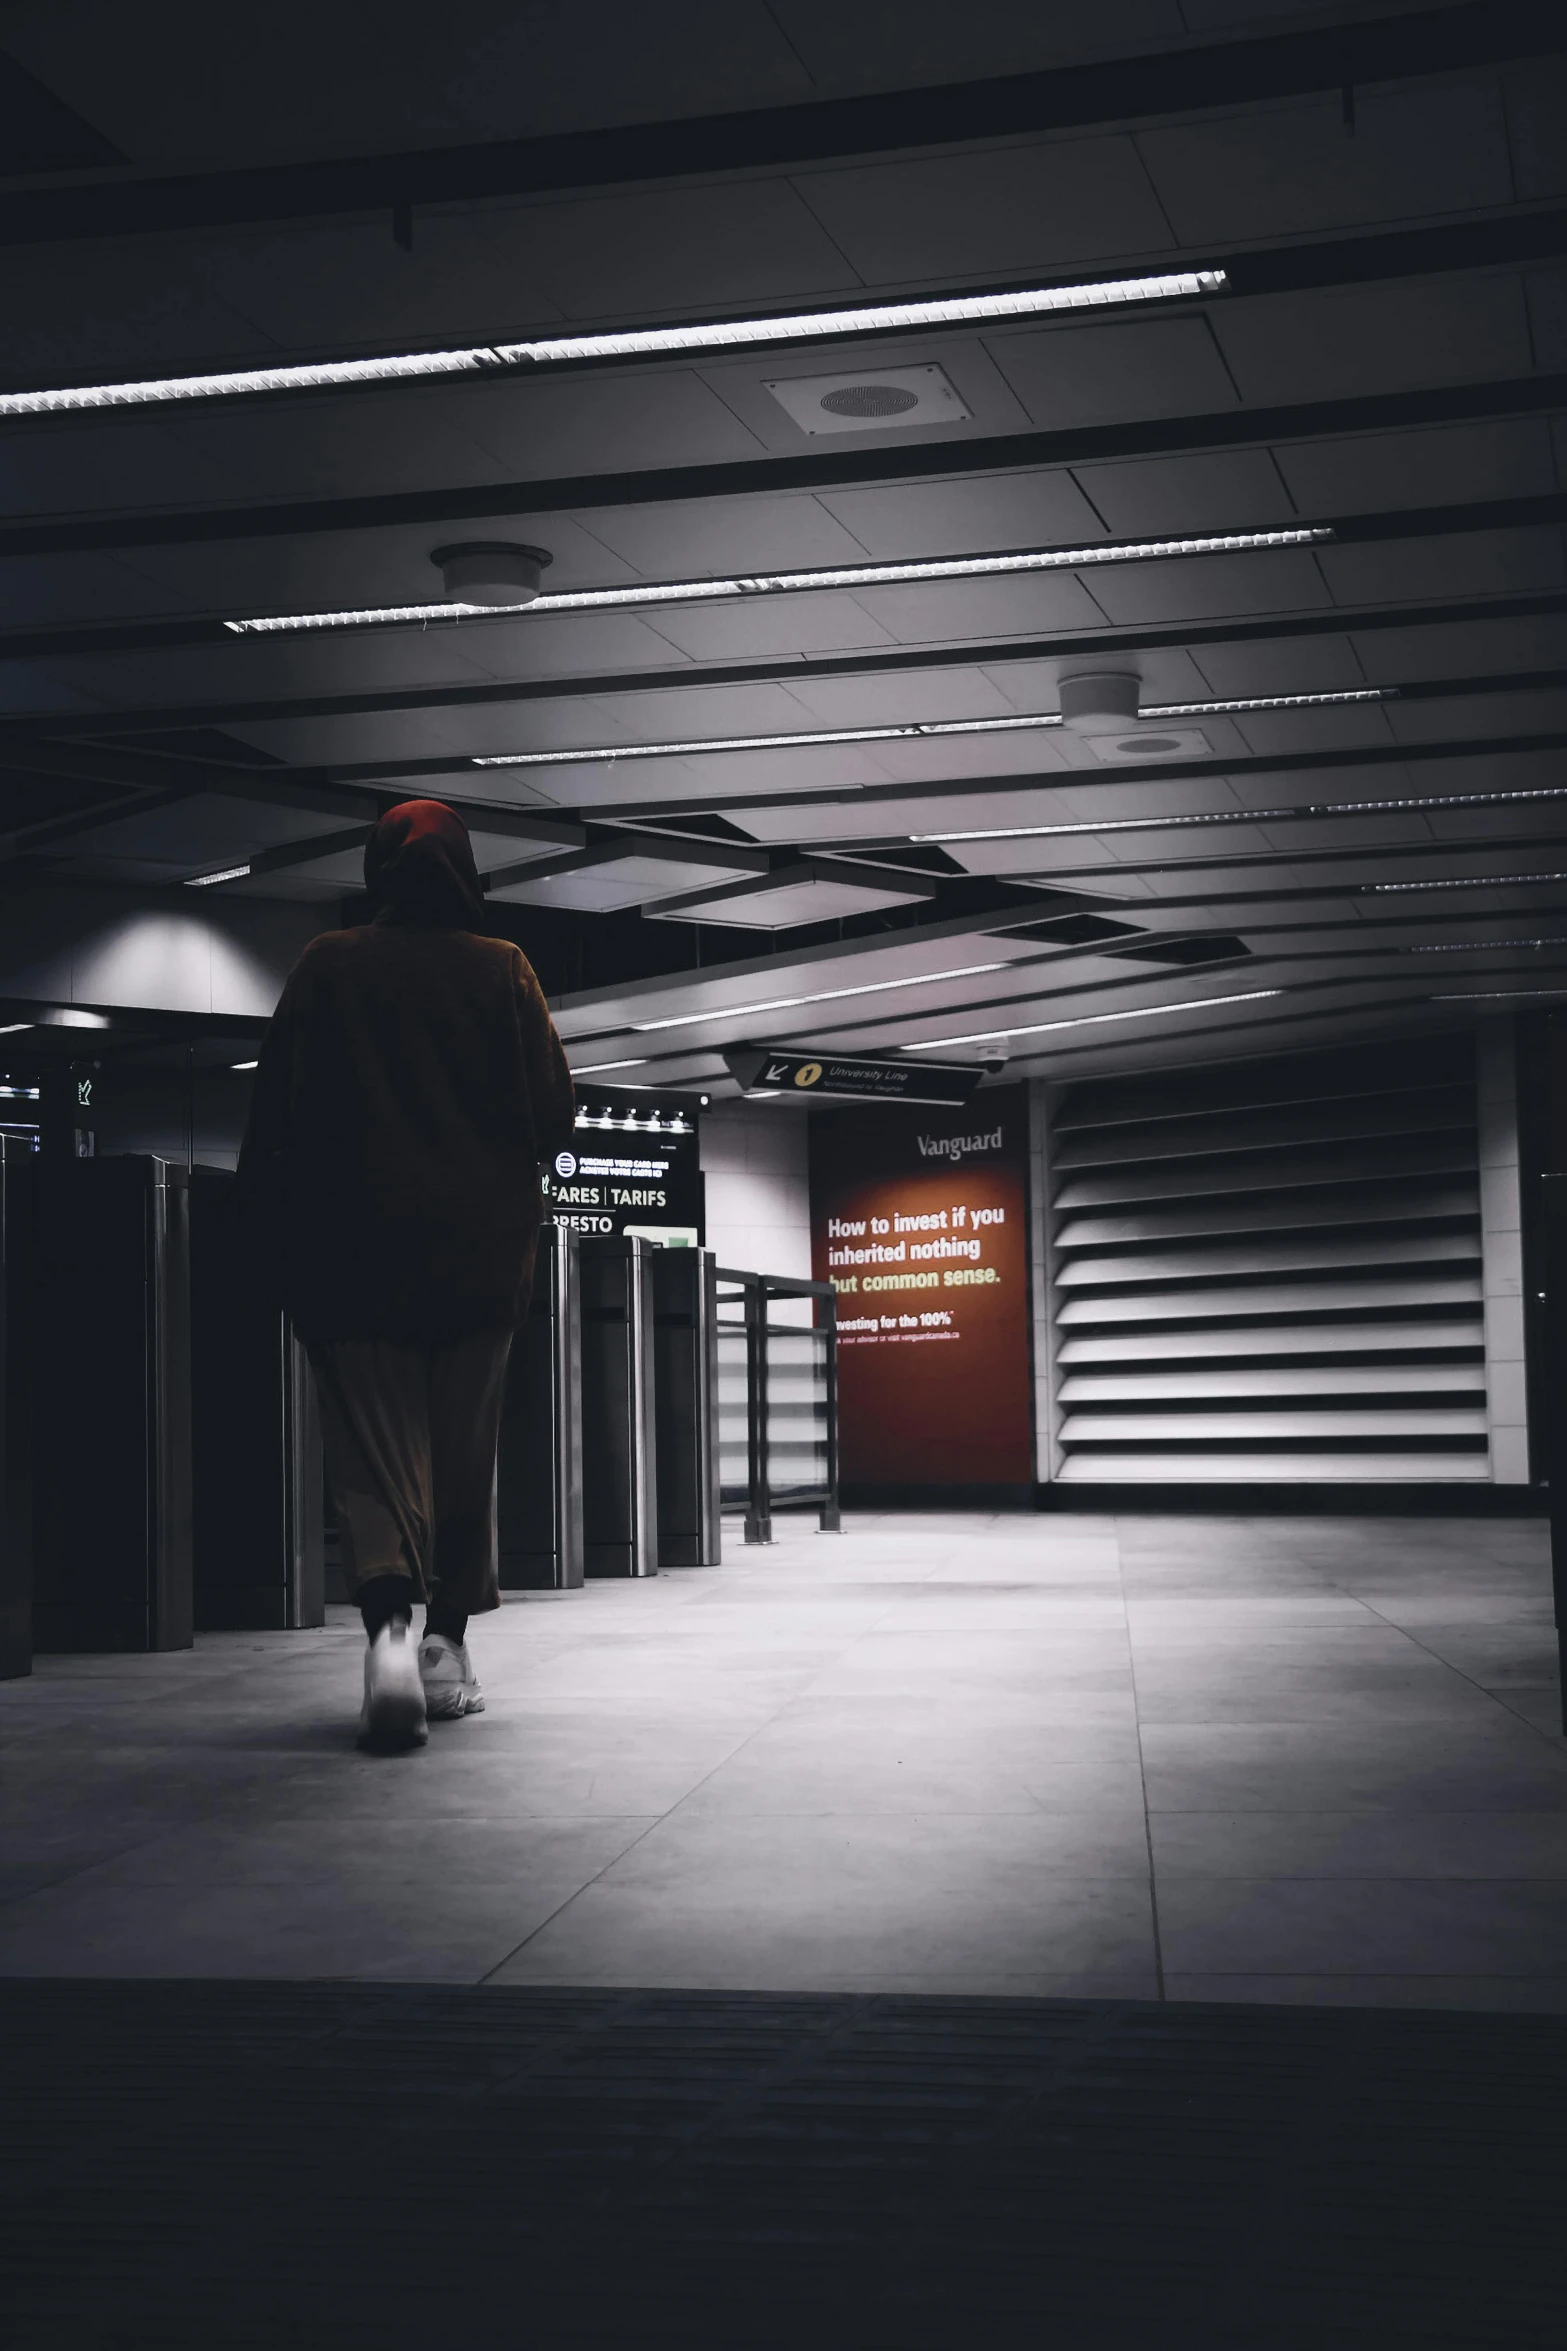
[471,1701,824,1986]
[1114,1537,1167,2006]
[1352,1596,1567,1749]
[0,1831,176,1911]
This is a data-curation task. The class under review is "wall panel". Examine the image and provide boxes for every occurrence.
[1044,1036,1493,1485]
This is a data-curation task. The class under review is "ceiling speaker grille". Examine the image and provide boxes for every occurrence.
[818,384,919,418]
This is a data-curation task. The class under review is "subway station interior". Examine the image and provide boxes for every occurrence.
[3,3,1567,2341]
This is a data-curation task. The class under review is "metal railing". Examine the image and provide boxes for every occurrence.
[715,1269,840,1545]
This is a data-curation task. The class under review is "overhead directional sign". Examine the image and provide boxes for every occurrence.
[723,1044,985,1107]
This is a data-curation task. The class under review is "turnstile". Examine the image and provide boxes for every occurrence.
[498,1221,583,1590]
[188,1166,324,1630]
[653,1246,721,1569]
[0,1134,33,1678]
[33,1154,193,1652]
[580,1234,658,1578]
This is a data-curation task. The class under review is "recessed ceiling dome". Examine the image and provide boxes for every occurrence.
[1058,671,1141,733]
[430,542,553,606]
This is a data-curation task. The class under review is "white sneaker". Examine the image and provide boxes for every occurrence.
[418,1633,485,1720]
[359,1622,428,1749]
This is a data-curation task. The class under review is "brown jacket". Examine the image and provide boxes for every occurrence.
[237,924,575,1344]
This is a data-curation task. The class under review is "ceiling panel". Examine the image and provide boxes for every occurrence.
[1384,689,1567,744]
[153,392,526,503]
[1504,55,1567,201]
[0,239,280,380]
[1226,701,1402,757]
[1,1,813,169]
[1070,448,1296,535]
[815,469,1107,557]
[1348,613,1567,683]
[780,666,1023,727]
[846,569,1110,643]
[57,795,354,889]
[639,596,896,662]
[184,213,565,355]
[790,136,1176,282]
[1319,527,1567,610]
[1081,544,1330,625]
[0,418,255,520]
[510,179,861,320]
[1525,266,1567,370]
[414,367,769,479]
[1135,79,1512,242]
[1187,633,1369,696]
[771,0,1183,85]
[984,315,1239,430]
[1274,418,1559,518]
[580,493,874,578]
[496,852,753,911]
[1211,276,1534,406]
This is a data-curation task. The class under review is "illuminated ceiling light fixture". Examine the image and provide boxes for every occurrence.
[904,987,1284,1050]
[1409,937,1567,950]
[570,1058,650,1074]
[916,775,1564,845]
[183,863,252,887]
[628,961,1008,1033]
[0,1023,32,1036]
[1432,988,1567,1000]
[0,270,1227,420]
[224,525,1325,637]
[231,1059,259,1071]
[1372,873,1567,892]
[472,680,1382,772]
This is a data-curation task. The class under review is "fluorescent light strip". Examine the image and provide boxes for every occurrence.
[184,864,251,887]
[628,961,1008,1034]
[904,987,1284,1051]
[473,683,1384,772]
[916,777,1566,845]
[1373,873,1567,892]
[224,522,1317,637]
[2,270,1225,420]
[0,1025,32,1038]
[1141,688,1384,717]
[231,1059,259,1071]
[1433,988,1567,1000]
[1410,937,1567,950]
[570,1058,650,1074]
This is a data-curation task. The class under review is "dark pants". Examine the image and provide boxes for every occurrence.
[312,1331,512,1615]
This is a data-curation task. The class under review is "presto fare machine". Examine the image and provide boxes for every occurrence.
[498,1230,662,1584]
[499,1086,721,1585]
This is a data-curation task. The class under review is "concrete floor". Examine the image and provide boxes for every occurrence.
[2,1511,1564,2007]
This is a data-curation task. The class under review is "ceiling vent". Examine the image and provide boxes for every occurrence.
[764,363,971,436]
[1059,672,1142,735]
[1087,728,1213,764]
[431,541,552,605]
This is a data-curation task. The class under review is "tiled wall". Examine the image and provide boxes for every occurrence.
[700,1100,813,1280]
[1478,1018,1529,1483]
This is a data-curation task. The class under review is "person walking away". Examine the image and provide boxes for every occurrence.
[236,800,574,1748]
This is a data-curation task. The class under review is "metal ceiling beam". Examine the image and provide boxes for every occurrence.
[1,3,1553,249]
[8,613,1563,755]
[4,490,1561,669]
[5,370,1565,565]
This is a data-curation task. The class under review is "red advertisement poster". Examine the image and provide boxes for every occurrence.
[809,1086,1032,1492]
